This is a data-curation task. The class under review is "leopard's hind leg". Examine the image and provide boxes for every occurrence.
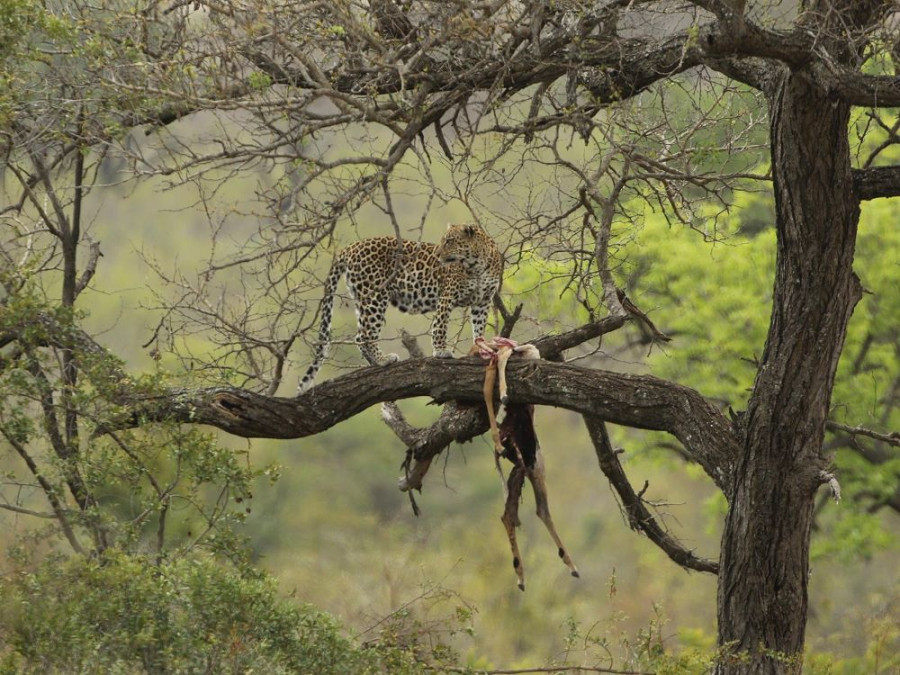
[354,295,399,366]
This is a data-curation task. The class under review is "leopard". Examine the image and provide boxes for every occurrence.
[297,223,503,393]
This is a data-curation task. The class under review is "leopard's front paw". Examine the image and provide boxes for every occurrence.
[433,349,454,359]
[380,353,401,365]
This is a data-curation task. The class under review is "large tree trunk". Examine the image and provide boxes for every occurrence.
[715,70,863,673]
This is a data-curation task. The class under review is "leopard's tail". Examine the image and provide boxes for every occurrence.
[297,255,346,394]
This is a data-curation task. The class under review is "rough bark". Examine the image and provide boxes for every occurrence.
[714,69,863,674]
[105,354,739,493]
[852,165,900,201]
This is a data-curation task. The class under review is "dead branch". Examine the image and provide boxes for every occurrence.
[826,420,900,448]
[583,416,719,575]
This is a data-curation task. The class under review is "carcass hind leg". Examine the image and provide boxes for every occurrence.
[482,360,508,497]
[501,463,527,591]
[528,449,580,579]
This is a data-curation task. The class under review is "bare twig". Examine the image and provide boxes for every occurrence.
[826,420,900,448]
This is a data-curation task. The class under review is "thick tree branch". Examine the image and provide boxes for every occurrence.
[381,314,624,474]
[236,16,709,120]
[382,400,488,493]
[533,316,626,362]
[105,356,738,491]
[808,65,900,108]
[9,311,737,489]
[700,20,815,67]
[852,165,900,200]
[704,56,777,93]
[697,8,900,107]
[577,33,706,102]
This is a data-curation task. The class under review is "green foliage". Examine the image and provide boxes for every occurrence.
[811,199,900,561]
[0,0,42,62]
[806,587,900,674]
[616,192,900,563]
[0,276,459,674]
[0,0,202,149]
[0,274,260,561]
[620,194,775,406]
[835,198,900,422]
[248,71,273,92]
[0,549,432,674]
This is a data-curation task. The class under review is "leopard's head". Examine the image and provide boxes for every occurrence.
[437,224,492,269]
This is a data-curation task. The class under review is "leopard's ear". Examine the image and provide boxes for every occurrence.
[463,224,478,236]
